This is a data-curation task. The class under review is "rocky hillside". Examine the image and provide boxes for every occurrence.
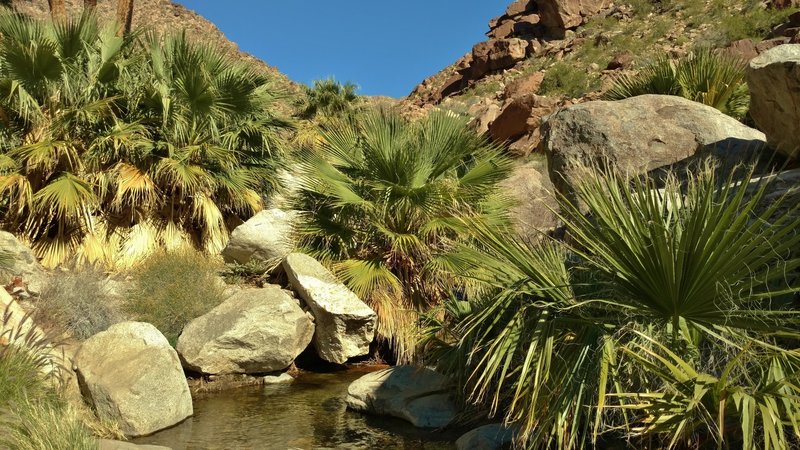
[406,0,799,157]
[8,0,298,96]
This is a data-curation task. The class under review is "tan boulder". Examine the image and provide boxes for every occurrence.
[282,253,376,364]
[74,322,193,437]
[747,44,800,159]
[539,0,613,31]
[176,285,315,374]
[470,38,529,79]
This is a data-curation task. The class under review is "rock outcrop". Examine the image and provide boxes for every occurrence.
[538,0,613,32]
[346,366,456,428]
[747,44,800,159]
[456,424,517,450]
[282,253,376,364]
[221,209,298,265]
[176,286,315,375]
[0,231,47,295]
[74,322,192,437]
[540,95,767,202]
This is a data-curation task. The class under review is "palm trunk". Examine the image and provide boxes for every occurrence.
[116,0,134,36]
[84,0,97,11]
[48,0,66,20]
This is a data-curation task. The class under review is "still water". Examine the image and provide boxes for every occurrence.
[133,370,459,450]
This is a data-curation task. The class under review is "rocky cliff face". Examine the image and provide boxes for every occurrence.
[401,0,799,239]
[8,0,297,95]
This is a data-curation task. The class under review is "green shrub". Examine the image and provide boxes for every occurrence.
[0,399,96,450]
[124,250,226,344]
[539,61,598,98]
[36,269,121,340]
[0,306,94,450]
[428,161,800,448]
[605,48,749,119]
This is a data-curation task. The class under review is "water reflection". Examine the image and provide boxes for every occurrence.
[134,371,458,450]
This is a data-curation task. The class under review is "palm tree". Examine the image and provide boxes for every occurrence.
[428,161,800,448]
[294,109,512,361]
[0,14,290,267]
[298,78,360,120]
[115,0,133,36]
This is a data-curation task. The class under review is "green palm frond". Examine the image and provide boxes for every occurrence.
[294,109,512,360]
[605,49,749,119]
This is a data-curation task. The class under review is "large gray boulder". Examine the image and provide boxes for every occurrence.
[74,322,192,438]
[0,231,47,294]
[221,209,298,264]
[456,424,517,450]
[747,44,800,159]
[176,286,314,375]
[345,366,456,428]
[282,253,377,364]
[540,95,767,203]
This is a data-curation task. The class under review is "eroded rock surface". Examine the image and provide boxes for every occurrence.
[176,286,315,375]
[74,322,192,437]
[283,253,376,364]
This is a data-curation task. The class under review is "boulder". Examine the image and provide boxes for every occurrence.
[282,253,376,364]
[501,159,559,240]
[74,322,192,437]
[471,39,529,79]
[456,424,517,450]
[176,286,315,375]
[489,19,516,39]
[489,94,560,144]
[98,440,172,450]
[346,366,456,428]
[540,95,767,202]
[221,208,297,264]
[747,44,800,159]
[607,50,634,70]
[0,231,47,294]
[471,102,503,135]
[539,0,613,31]
[506,0,534,16]
[503,71,544,99]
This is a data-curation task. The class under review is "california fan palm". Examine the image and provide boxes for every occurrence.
[294,110,512,361]
[0,13,290,267]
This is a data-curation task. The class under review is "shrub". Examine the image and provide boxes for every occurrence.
[0,399,96,450]
[0,304,94,450]
[539,61,598,98]
[604,48,749,119]
[428,161,800,448]
[35,269,121,339]
[294,109,513,361]
[124,249,226,344]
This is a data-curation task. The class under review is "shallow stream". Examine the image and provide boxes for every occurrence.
[133,369,459,450]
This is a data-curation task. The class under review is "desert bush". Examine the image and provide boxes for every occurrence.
[427,161,800,449]
[124,249,226,344]
[604,48,749,119]
[36,269,121,339]
[0,398,96,450]
[0,303,94,450]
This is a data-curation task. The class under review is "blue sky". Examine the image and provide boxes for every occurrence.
[175,1,508,98]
